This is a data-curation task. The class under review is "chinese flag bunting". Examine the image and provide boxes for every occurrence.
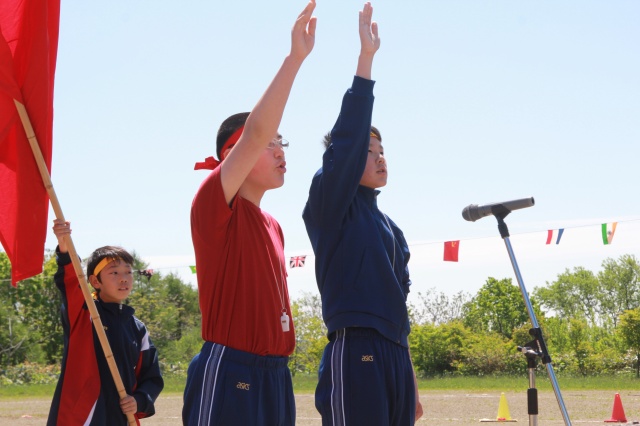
[0,0,61,285]
[443,241,459,262]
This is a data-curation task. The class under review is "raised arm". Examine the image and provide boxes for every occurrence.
[220,0,317,203]
[356,2,380,80]
[306,3,380,226]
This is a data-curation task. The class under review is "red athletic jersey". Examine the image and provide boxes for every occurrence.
[191,166,295,356]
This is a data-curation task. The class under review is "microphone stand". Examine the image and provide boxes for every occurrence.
[493,207,572,426]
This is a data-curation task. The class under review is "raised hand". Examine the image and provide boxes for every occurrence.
[359,2,380,56]
[291,0,317,61]
[52,219,71,253]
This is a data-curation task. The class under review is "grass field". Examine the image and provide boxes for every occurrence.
[3,374,637,398]
[2,375,639,425]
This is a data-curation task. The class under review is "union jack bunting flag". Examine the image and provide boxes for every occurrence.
[289,255,307,268]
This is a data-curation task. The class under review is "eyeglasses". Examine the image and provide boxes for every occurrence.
[225,137,289,153]
[267,137,289,150]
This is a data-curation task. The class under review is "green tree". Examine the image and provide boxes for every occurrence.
[566,318,594,376]
[0,252,62,365]
[598,255,640,326]
[410,321,471,376]
[127,257,201,355]
[618,308,640,377]
[534,267,600,326]
[0,299,31,365]
[463,277,534,339]
[289,292,326,376]
[457,332,521,376]
[161,326,203,374]
[529,316,575,373]
[408,288,471,325]
[0,253,25,364]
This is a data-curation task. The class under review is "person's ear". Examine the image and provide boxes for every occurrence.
[88,274,100,289]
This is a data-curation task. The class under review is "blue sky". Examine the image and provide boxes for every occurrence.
[45,0,639,302]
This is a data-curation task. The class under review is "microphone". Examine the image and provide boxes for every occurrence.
[462,197,535,222]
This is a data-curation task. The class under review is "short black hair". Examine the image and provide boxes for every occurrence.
[86,246,134,281]
[322,125,381,149]
[216,112,250,160]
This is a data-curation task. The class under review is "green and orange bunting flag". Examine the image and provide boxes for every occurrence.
[601,222,617,245]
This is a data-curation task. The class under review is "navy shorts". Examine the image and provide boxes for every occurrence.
[182,341,295,426]
[315,328,415,426]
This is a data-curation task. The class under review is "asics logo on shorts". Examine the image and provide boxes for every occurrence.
[236,382,251,391]
[361,355,374,362]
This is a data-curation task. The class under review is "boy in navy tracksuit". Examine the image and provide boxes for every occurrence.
[48,219,163,426]
[302,3,423,425]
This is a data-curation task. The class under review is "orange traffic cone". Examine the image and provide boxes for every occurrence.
[604,393,627,423]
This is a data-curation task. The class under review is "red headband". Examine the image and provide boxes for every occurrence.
[194,126,245,170]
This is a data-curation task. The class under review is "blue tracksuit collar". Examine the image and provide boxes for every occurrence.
[358,185,381,208]
[96,297,135,318]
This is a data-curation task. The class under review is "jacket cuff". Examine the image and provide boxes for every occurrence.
[351,75,375,95]
[133,392,154,416]
[55,246,72,265]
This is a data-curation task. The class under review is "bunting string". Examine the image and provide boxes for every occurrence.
[1,218,638,284]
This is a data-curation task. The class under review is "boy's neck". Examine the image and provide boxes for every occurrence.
[238,185,265,207]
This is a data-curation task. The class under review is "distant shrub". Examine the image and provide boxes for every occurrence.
[0,363,60,385]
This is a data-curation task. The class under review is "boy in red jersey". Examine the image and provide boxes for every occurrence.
[183,2,316,425]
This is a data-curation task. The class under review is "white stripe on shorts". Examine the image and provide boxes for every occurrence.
[198,343,225,425]
[330,329,346,426]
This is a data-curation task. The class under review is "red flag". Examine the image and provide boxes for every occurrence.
[0,0,60,285]
[443,240,459,262]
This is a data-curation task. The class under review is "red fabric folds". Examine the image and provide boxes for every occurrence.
[0,0,61,285]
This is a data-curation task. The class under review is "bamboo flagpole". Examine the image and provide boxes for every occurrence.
[13,99,138,426]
